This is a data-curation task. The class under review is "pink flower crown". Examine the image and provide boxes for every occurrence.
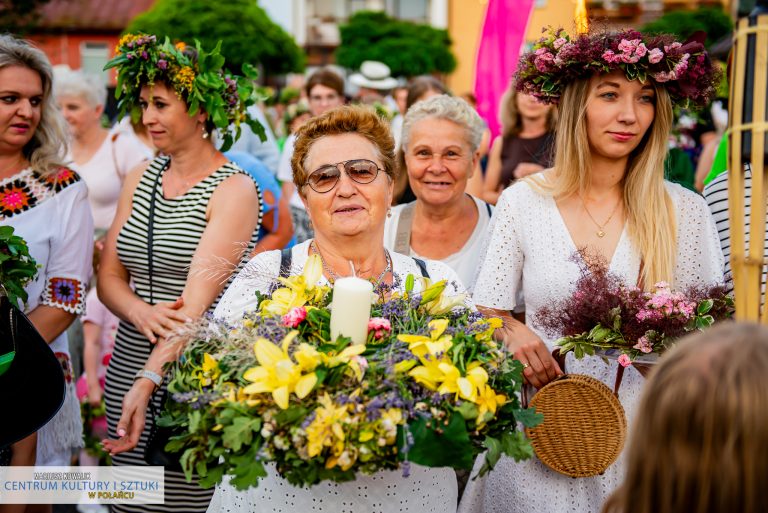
[515,28,720,107]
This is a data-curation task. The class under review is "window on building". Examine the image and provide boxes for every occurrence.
[80,42,109,79]
[392,0,429,21]
[347,0,385,15]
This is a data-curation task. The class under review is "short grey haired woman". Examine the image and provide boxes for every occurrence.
[384,94,492,291]
[54,68,151,232]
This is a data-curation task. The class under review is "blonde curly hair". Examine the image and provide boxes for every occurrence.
[0,34,68,177]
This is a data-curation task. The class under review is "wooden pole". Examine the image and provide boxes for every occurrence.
[729,15,768,322]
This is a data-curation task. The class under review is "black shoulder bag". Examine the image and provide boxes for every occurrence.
[141,160,184,470]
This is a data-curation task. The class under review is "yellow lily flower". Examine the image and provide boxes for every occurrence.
[415,278,466,315]
[259,254,329,316]
[408,356,447,391]
[476,385,507,427]
[398,319,453,359]
[305,393,351,458]
[437,361,488,402]
[194,353,221,387]
[424,291,467,315]
[477,317,503,342]
[324,343,366,368]
[294,343,322,372]
[393,360,417,374]
[242,333,318,409]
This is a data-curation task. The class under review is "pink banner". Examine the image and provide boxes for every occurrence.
[474,0,535,139]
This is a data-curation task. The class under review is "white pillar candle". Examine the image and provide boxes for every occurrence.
[330,277,373,345]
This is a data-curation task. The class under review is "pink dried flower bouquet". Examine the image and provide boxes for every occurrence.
[534,254,733,366]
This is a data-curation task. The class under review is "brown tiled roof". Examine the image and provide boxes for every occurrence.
[37,0,157,31]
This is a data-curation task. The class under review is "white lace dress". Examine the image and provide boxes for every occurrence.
[458,178,724,513]
[207,239,465,513]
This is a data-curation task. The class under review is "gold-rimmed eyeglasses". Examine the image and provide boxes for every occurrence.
[305,159,383,193]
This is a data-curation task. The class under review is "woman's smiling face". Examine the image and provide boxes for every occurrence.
[404,117,477,208]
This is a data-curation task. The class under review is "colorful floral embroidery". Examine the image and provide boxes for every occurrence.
[38,167,79,192]
[54,352,73,384]
[0,179,36,217]
[0,168,81,219]
[43,277,86,314]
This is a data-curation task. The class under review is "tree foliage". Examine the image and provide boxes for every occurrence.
[126,0,304,76]
[335,11,456,77]
[640,7,733,49]
[0,0,51,34]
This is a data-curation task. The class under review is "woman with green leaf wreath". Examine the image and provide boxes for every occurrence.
[98,34,264,512]
[458,29,724,513]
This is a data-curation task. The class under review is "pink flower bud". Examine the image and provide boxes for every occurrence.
[618,354,632,367]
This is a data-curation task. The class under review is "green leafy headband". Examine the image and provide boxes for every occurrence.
[104,33,266,151]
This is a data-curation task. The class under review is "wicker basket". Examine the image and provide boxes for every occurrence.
[524,374,627,478]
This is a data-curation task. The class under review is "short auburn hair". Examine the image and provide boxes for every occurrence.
[291,105,396,194]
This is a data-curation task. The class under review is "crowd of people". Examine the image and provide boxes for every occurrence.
[0,19,766,513]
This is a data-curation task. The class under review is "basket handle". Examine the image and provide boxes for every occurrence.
[520,350,625,408]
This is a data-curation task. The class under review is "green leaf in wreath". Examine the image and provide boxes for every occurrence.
[589,325,611,343]
[197,463,226,489]
[275,405,308,425]
[455,401,479,420]
[697,299,714,315]
[483,436,501,469]
[228,447,267,490]
[500,430,534,461]
[222,417,260,452]
[397,414,473,470]
[514,406,543,428]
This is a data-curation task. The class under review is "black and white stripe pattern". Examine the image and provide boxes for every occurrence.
[703,164,766,299]
[104,156,262,512]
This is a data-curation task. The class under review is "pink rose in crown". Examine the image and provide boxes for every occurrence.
[618,354,632,368]
[368,317,392,340]
[648,48,664,64]
[282,306,307,328]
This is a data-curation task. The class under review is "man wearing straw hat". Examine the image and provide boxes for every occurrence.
[349,60,400,107]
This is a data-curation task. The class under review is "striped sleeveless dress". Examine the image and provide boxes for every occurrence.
[104,156,263,512]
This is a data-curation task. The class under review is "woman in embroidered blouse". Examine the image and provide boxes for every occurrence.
[383,95,493,292]
[459,30,724,513]
[0,34,94,513]
[54,68,151,234]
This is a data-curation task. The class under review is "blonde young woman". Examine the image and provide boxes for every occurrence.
[458,30,724,513]
[603,322,768,513]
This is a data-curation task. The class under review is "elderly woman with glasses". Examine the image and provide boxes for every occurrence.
[209,105,466,512]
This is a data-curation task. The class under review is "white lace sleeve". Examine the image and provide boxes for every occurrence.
[214,250,282,322]
[472,186,525,310]
[668,183,726,288]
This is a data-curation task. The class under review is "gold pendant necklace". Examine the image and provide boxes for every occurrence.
[580,195,621,238]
